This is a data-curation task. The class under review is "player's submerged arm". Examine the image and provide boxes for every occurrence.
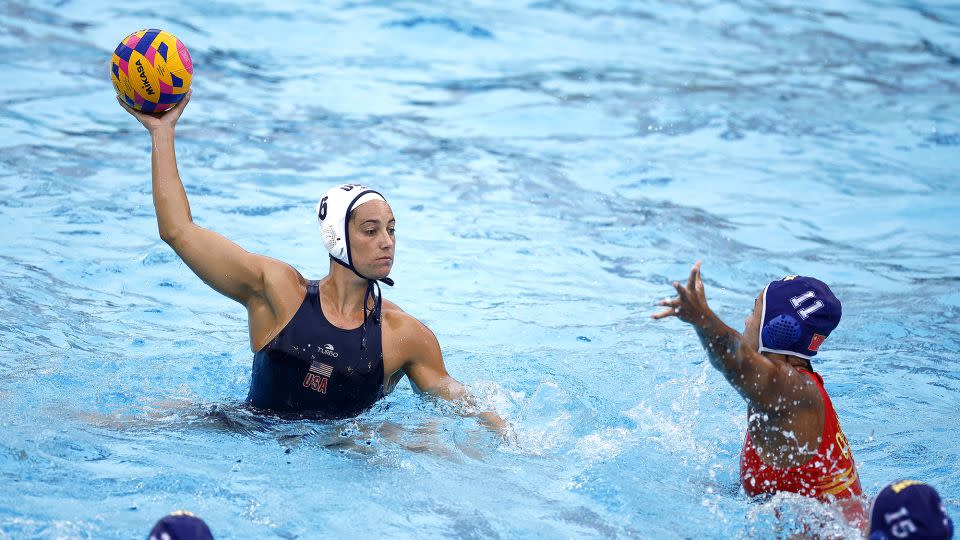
[399,315,510,435]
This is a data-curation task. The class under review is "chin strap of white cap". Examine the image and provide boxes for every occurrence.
[329,256,394,287]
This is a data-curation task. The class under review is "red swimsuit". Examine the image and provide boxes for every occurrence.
[740,370,862,500]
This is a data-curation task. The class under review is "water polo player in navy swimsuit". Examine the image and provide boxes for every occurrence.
[118,92,507,432]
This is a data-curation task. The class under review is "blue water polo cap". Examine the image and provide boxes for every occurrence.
[759,275,841,360]
[148,511,214,540]
[869,480,953,540]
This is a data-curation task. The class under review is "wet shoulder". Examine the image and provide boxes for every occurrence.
[382,300,435,341]
[381,297,405,314]
[381,302,441,366]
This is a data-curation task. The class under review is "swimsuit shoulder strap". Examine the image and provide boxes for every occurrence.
[305,280,331,325]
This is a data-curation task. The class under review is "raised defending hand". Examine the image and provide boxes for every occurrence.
[652,261,714,326]
[116,90,191,133]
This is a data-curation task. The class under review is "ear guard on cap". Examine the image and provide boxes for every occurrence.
[761,314,802,350]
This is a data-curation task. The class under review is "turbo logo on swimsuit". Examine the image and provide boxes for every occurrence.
[318,344,339,358]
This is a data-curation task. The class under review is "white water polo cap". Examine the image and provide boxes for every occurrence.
[316,183,393,285]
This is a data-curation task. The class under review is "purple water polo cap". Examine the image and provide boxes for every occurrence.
[759,275,842,360]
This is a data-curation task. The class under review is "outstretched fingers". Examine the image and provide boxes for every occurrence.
[651,306,677,320]
[673,280,690,300]
[653,261,707,321]
[687,261,702,291]
[693,261,704,294]
[652,296,681,320]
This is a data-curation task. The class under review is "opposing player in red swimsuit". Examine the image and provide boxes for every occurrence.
[652,262,865,522]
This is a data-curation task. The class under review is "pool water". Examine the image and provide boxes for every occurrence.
[1,0,959,538]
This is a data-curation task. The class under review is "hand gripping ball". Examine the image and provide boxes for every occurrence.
[111,29,193,113]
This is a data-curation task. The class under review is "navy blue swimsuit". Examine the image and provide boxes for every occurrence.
[246,280,385,418]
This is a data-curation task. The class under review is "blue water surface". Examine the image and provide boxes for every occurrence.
[1,0,959,538]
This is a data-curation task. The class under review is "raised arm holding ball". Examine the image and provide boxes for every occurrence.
[116,89,508,436]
